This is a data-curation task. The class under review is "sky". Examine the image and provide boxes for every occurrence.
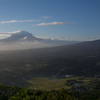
[0,0,100,41]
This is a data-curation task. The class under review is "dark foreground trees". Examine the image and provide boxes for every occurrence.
[0,85,78,100]
[1,84,100,100]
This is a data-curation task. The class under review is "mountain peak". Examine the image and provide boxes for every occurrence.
[10,30,26,34]
[10,30,33,36]
[0,30,43,42]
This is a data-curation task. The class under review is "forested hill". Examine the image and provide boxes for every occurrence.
[0,39,100,76]
[0,39,100,59]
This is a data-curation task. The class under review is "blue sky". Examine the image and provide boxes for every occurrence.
[0,0,100,41]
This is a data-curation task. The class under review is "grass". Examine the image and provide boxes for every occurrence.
[25,76,94,91]
[0,74,95,91]
[26,77,71,91]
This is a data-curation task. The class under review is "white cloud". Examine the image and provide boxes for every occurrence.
[57,36,69,41]
[0,34,10,36]
[35,36,42,39]
[21,36,28,40]
[33,22,70,26]
[35,35,69,41]
[8,30,25,35]
[43,36,51,39]
[0,16,51,24]
[57,36,65,38]
[42,16,51,18]
[0,32,11,37]
[0,19,37,24]
[0,33,11,39]
[0,30,24,38]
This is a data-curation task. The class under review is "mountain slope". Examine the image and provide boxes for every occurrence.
[0,39,100,76]
[0,30,43,43]
[0,30,80,44]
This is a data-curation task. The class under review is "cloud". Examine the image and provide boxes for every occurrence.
[57,37,69,41]
[8,30,25,35]
[42,16,51,18]
[36,35,69,41]
[0,32,11,39]
[21,36,28,40]
[0,30,25,38]
[57,36,65,38]
[0,19,37,24]
[43,36,51,39]
[0,16,51,24]
[33,22,70,26]
[0,30,21,36]
[0,32,11,36]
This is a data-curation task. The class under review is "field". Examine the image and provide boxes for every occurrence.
[22,76,95,91]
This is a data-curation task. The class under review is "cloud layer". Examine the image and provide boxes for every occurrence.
[0,16,51,24]
[0,19,37,24]
[33,22,70,26]
[42,16,51,18]
[0,30,24,37]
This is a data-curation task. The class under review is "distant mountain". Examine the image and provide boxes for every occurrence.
[0,30,43,43]
[0,30,80,45]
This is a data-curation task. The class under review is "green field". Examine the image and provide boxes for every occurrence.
[24,76,94,91]
[27,77,70,91]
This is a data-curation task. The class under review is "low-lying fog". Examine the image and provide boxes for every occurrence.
[0,42,65,50]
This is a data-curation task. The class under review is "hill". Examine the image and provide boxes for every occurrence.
[0,39,100,76]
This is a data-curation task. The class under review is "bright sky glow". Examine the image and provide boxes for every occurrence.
[0,0,100,41]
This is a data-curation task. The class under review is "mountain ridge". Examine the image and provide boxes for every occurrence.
[0,30,80,44]
[0,30,43,43]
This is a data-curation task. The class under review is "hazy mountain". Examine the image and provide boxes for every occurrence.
[0,30,81,50]
[0,30,80,44]
[0,30,43,43]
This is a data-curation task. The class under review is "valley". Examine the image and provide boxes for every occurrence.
[0,40,100,90]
